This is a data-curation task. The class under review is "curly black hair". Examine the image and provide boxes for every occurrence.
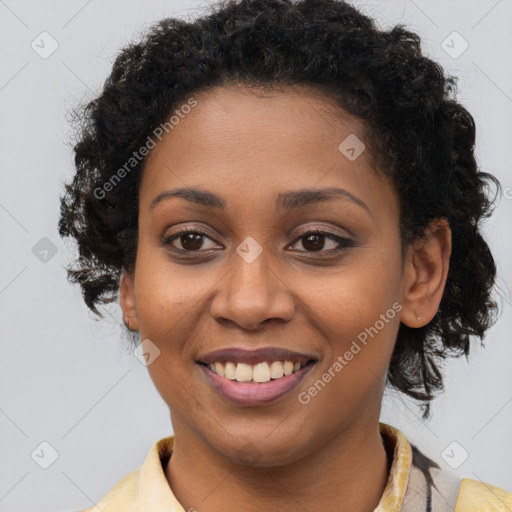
[58,0,500,418]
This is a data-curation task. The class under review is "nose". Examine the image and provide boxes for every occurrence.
[210,249,295,330]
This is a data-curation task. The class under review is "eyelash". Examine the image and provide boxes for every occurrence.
[162,227,354,255]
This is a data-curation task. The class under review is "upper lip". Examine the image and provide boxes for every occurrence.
[197,347,318,365]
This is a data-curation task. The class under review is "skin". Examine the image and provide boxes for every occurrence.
[120,84,451,511]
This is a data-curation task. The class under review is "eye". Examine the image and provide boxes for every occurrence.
[162,227,354,255]
[162,228,220,253]
[289,229,354,253]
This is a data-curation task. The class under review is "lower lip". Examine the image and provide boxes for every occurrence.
[198,363,315,406]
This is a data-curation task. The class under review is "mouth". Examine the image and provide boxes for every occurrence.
[196,347,318,406]
[197,359,315,384]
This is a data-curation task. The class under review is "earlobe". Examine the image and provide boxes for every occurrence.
[119,271,139,331]
[400,219,452,328]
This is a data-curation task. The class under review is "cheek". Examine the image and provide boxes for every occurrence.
[297,269,401,427]
[297,245,403,396]
[133,243,204,335]
[305,250,402,333]
[132,256,203,405]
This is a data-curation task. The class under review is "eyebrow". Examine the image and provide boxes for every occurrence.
[149,186,371,215]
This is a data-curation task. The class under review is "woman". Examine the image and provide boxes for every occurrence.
[59,0,511,510]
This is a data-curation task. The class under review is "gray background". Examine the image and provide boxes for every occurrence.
[0,0,511,511]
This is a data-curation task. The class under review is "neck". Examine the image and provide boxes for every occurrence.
[165,418,391,512]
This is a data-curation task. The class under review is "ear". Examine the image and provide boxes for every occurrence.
[400,218,452,328]
[119,271,139,331]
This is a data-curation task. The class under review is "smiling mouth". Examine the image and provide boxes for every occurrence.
[198,359,317,384]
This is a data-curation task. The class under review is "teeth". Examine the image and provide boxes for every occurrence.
[269,361,284,379]
[214,362,225,377]
[207,360,308,383]
[224,362,236,380]
[235,363,253,382]
[253,362,271,383]
[283,361,294,375]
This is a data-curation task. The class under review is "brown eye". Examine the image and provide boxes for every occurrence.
[289,229,353,253]
[162,227,353,256]
[179,232,204,251]
[163,228,219,252]
[301,233,328,251]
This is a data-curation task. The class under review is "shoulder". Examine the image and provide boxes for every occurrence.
[455,478,512,511]
[404,442,512,511]
[402,443,461,511]
[76,468,139,512]
[73,435,176,512]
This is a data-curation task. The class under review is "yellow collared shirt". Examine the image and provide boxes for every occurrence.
[78,423,512,511]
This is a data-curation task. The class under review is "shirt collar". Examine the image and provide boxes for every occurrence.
[136,422,412,512]
[374,422,413,511]
[136,435,183,512]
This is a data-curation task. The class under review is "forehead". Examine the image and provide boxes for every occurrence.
[146,84,364,158]
[139,84,391,212]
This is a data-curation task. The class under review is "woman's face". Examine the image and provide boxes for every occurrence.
[121,84,415,464]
